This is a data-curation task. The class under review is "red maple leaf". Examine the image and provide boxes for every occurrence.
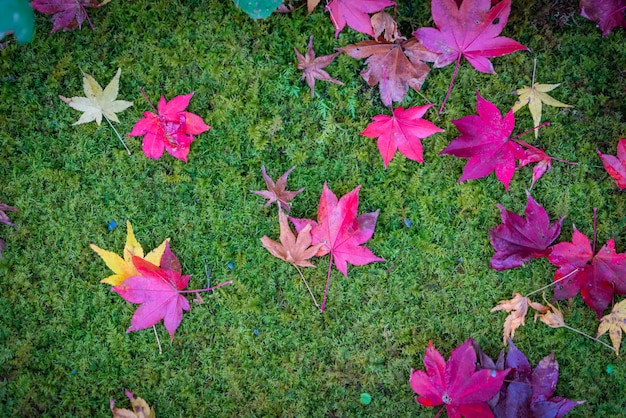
[410,338,510,418]
[290,183,383,311]
[439,91,523,190]
[30,0,105,33]
[489,191,563,271]
[294,36,344,98]
[112,243,231,340]
[127,93,210,162]
[326,0,396,38]
[338,37,439,106]
[360,104,444,167]
[414,0,527,112]
[517,142,553,188]
[548,227,626,317]
[597,138,626,189]
[580,0,626,36]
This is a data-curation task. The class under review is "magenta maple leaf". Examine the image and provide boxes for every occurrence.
[439,91,523,190]
[290,183,383,311]
[326,0,396,38]
[410,338,510,418]
[127,93,210,162]
[597,138,626,189]
[490,192,563,271]
[112,243,231,340]
[414,0,527,112]
[580,0,626,36]
[548,227,626,317]
[360,104,444,167]
[518,142,553,188]
[30,0,104,33]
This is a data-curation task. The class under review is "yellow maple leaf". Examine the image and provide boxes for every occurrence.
[512,82,572,138]
[59,68,133,126]
[597,299,626,356]
[90,221,168,286]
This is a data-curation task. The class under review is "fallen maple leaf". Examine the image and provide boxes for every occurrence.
[491,292,549,345]
[439,91,522,190]
[597,138,626,189]
[339,36,438,106]
[360,104,444,167]
[475,339,584,417]
[371,11,400,42]
[489,191,563,271]
[307,0,321,14]
[597,299,626,355]
[30,0,109,33]
[517,142,553,188]
[410,338,510,418]
[294,36,344,98]
[251,166,304,212]
[534,301,567,329]
[112,243,231,340]
[326,0,395,38]
[261,208,322,268]
[0,200,18,258]
[579,0,626,36]
[110,390,155,418]
[59,68,133,126]
[414,0,527,112]
[290,183,383,311]
[548,226,626,317]
[91,221,169,286]
[512,69,572,139]
[127,92,210,162]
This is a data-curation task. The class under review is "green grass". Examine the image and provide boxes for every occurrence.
[0,0,625,416]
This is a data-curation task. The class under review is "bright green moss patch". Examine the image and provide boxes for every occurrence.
[0,0,625,415]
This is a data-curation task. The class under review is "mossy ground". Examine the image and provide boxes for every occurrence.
[0,1,625,416]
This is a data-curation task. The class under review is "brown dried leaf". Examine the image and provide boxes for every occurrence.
[308,0,321,14]
[294,36,344,98]
[261,209,322,268]
[491,292,549,345]
[110,391,155,418]
[597,299,626,355]
[338,37,438,106]
[535,302,566,328]
[251,166,304,212]
[371,11,402,43]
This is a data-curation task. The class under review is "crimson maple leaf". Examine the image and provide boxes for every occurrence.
[360,104,444,167]
[597,138,626,189]
[439,91,523,190]
[517,141,553,188]
[290,183,383,311]
[580,0,626,36]
[489,191,563,271]
[127,93,210,162]
[326,0,396,38]
[339,37,438,106]
[30,0,108,33]
[294,36,344,98]
[112,243,230,340]
[548,227,626,317]
[410,338,510,418]
[414,0,527,112]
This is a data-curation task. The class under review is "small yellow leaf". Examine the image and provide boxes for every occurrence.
[598,299,626,356]
[512,81,572,138]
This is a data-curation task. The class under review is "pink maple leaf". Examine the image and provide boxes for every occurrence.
[360,104,444,167]
[290,183,383,312]
[414,0,527,112]
[439,91,523,190]
[597,138,626,189]
[548,227,626,317]
[127,93,210,162]
[326,0,396,38]
[579,0,626,37]
[410,338,510,418]
[489,191,563,271]
[30,0,104,33]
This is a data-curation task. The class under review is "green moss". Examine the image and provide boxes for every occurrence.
[0,1,625,416]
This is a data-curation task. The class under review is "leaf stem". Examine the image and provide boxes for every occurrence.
[153,325,162,354]
[79,2,95,31]
[178,280,233,294]
[562,324,616,353]
[509,122,550,143]
[593,208,598,254]
[140,87,158,113]
[525,268,580,298]
[103,114,131,155]
[294,265,319,308]
[439,54,461,114]
[320,252,334,313]
[531,57,537,86]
